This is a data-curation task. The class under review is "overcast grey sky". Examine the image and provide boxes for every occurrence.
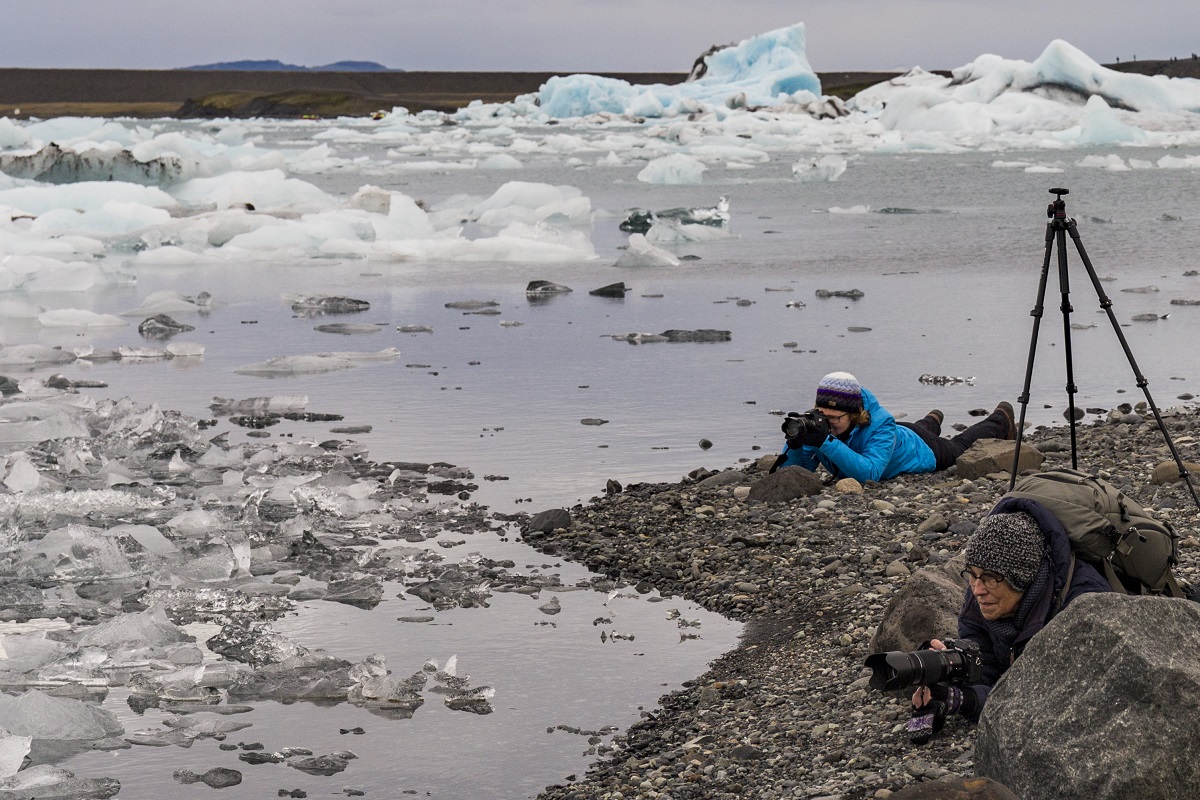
[3,1,1197,72]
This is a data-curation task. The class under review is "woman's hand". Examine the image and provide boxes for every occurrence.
[910,639,947,708]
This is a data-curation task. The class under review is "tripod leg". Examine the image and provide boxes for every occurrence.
[1057,224,1081,470]
[1009,222,1056,490]
[1067,220,1200,508]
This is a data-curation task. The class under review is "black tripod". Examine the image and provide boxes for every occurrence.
[1008,188,1200,509]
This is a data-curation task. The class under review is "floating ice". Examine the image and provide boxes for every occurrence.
[615,235,680,267]
[792,155,848,182]
[36,309,126,328]
[120,290,213,317]
[234,348,402,376]
[637,154,707,185]
[535,23,820,119]
[620,196,730,234]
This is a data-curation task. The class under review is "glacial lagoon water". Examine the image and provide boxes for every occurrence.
[8,132,1200,798]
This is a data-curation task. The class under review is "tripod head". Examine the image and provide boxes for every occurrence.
[1047,187,1069,221]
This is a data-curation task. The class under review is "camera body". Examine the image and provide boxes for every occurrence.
[864,639,984,692]
[782,409,830,442]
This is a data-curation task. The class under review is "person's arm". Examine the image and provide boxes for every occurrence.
[814,424,897,483]
[778,443,819,472]
[957,595,1003,720]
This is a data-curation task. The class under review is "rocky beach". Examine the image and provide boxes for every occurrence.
[524,406,1200,800]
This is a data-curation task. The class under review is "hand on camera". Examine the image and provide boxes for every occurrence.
[781,410,830,449]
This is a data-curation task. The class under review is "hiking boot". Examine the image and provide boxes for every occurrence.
[995,401,1017,440]
[926,409,944,426]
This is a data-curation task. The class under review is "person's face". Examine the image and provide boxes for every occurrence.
[817,408,852,436]
[962,567,1024,620]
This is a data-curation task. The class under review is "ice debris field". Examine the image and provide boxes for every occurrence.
[3,23,1200,305]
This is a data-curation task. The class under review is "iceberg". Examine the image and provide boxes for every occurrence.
[536,23,821,119]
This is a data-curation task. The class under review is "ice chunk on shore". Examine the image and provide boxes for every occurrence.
[78,608,189,649]
[0,689,124,740]
[0,730,32,778]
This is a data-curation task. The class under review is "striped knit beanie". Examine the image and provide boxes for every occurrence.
[814,372,863,413]
[963,512,1045,591]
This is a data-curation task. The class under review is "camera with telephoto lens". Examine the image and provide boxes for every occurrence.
[864,639,984,692]
[781,409,830,441]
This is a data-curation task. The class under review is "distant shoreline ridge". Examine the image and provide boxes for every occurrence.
[1,57,1197,119]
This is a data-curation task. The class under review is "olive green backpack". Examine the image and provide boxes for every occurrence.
[1004,467,1184,597]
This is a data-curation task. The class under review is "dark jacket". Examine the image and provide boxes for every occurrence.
[957,497,1112,717]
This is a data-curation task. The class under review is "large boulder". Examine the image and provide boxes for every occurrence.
[955,440,1043,480]
[747,466,823,503]
[976,593,1200,800]
[888,777,1019,799]
[867,554,966,653]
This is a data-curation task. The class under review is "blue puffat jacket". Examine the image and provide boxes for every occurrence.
[956,497,1112,718]
[777,387,935,483]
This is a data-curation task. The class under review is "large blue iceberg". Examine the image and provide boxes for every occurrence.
[536,23,820,118]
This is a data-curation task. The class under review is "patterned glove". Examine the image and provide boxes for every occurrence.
[908,684,977,745]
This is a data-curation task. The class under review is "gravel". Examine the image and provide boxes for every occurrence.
[528,408,1200,800]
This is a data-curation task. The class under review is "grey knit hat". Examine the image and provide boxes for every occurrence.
[963,512,1045,591]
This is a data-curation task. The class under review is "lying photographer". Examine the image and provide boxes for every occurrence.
[909,507,1111,740]
[773,372,1017,483]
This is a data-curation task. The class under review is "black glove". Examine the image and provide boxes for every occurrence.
[781,411,829,449]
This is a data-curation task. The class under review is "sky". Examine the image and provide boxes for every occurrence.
[2,1,1199,73]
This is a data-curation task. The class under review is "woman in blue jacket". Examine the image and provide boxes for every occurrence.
[775,372,1016,483]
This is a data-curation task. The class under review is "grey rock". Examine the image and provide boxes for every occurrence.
[292,296,370,314]
[814,288,864,299]
[202,767,242,788]
[526,280,573,296]
[955,440,1044,480]
[867,558,966,653]
[138,314,195,340]
[661,329,731,343]
[976,594,1200,800]
[888,777,1020,799]
[589,282,627,298]
[527,508,572,533]
[746,466,823,503]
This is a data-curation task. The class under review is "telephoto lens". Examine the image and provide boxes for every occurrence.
[864,640,983,691]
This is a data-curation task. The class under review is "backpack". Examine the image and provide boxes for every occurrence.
[1002,467,1184,597]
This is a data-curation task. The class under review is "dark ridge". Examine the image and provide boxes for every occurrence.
[1,57,1197,119]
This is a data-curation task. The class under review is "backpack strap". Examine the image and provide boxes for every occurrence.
[1101,558,1128,595]
[1163,571,1186,599]
[1055,551,1077,613]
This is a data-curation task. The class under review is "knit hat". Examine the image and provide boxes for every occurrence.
[963,512,1045,591]
[814,372,863,413]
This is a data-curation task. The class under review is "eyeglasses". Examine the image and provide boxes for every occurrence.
[819,411,849,421]
[959,569,1005,589]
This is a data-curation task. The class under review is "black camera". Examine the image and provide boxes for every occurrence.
[781,409,830,442]
[864,639,983,692]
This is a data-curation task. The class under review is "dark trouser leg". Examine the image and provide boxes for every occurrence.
[949,408,1011,453]
[899,420,960,471]
[901,408,1010,472]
